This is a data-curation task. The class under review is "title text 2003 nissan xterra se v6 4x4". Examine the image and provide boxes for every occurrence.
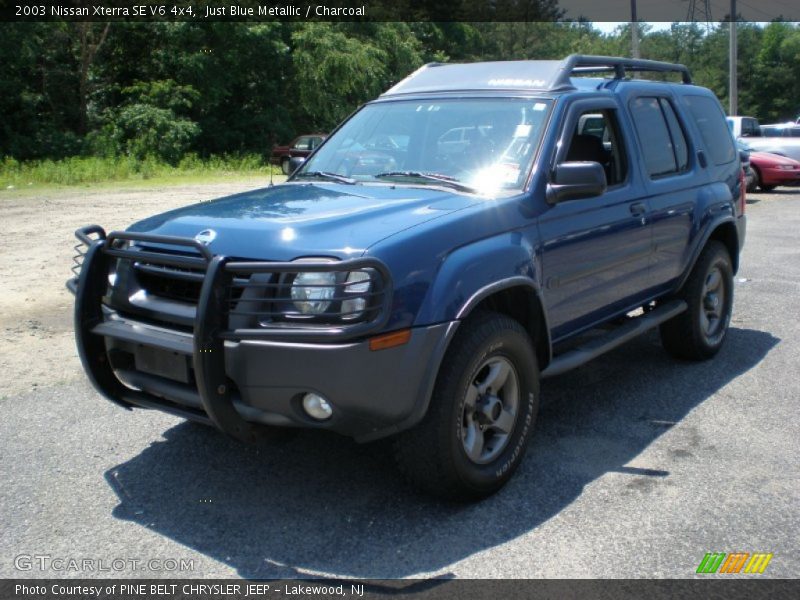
[69,55,746,500]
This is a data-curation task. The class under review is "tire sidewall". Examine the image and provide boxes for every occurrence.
[692,246,733,352]
[750,168,760,193]
[447,325,539,493]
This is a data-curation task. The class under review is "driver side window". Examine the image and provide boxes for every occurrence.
[292,137,311,150]
[563,109,629,187]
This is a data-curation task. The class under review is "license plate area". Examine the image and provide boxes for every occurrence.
[134,344,191,383]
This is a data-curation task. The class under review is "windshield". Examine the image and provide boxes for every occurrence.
[296,98,552,195]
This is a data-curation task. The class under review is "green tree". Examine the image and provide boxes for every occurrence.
[749,22,800,121]
[291,23,393,129]
[90,79,200,163]
[0,23,82,159]
[4,19,800,162]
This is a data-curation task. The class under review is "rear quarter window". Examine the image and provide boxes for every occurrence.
[684,95,736,165]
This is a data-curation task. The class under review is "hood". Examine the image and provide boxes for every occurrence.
[750,151,800,166]
[127,182,477,260]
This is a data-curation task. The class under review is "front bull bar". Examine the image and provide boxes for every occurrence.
[69,225,392,443]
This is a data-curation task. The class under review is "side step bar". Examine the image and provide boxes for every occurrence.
[541,300,687,379]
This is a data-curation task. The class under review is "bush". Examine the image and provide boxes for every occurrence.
[0,154,276,188]
[91,104,200,165]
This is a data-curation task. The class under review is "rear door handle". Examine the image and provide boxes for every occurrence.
[630,202,647,217]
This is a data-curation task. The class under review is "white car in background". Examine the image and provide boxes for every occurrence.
[727,116,800,162]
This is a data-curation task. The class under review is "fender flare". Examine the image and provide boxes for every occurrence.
[373,276,552,442]
[676,214,739,291]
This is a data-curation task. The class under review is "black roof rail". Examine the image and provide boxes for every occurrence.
[557,54,693,87]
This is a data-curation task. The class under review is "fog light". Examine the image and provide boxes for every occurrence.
[302,393,333,420]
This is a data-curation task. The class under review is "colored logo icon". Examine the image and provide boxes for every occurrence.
[697,552,773,574]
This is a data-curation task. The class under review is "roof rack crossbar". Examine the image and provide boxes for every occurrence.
[558,54,693,87]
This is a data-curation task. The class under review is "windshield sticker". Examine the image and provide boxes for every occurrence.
[514,124,532,138]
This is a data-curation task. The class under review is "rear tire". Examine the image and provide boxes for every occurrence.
[760,183,776,192]
[393,311,540,501]
[747,168,759,193]
[660,241,733,360]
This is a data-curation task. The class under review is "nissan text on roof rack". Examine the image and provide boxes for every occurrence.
[69,55,746,500]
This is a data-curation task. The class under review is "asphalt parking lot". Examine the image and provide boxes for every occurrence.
[1,189,798,579]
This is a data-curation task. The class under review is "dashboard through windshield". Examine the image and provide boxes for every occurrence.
[295,97,553,195]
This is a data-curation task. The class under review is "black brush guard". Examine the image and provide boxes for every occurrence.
[69,225,393,442]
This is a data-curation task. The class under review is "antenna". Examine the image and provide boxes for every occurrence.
[268,133,275,187]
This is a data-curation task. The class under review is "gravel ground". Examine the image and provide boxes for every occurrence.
[0,185,797,579]
[0,179,271,399]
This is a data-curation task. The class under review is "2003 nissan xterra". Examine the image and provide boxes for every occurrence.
[69,55,746,500]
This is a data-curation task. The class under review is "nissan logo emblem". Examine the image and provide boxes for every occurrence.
[194,229,217,245]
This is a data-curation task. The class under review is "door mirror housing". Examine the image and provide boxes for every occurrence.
[547,161,607,203]
[288,156,306,174]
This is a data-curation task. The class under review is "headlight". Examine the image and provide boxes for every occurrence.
[341,271,371,320]
[290,271,337,314]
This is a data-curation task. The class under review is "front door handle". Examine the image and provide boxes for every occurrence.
[630,202,646,217]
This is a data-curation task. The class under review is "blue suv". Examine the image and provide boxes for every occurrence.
[69,55,746,500]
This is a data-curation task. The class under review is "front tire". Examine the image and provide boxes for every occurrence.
[660,240,733,360]
[393,312,540,501]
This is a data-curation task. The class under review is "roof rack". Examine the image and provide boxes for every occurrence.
[556,54,693,87]
[381,54,693,97]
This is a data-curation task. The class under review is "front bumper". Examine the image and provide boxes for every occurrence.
[69,226,454,442]
[762,167,800,186]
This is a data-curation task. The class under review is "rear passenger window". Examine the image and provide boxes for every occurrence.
[629,97,688,178]
[684,95,736,165]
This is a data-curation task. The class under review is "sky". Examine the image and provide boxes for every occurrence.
[592,22,673,35]
[559,0,793,23]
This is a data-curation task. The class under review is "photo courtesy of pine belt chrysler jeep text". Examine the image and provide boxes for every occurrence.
[68,55,746,500]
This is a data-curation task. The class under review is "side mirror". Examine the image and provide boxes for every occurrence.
[546,161,607,204]
[288,156,306,174]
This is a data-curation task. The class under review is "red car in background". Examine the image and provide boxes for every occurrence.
[270,134,326,175]
[740,141,800,192]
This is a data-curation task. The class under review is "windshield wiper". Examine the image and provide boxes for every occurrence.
[295,171,357,185]
[374,171,477,193]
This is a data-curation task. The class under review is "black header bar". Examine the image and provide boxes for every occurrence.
[2,1,800,23]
